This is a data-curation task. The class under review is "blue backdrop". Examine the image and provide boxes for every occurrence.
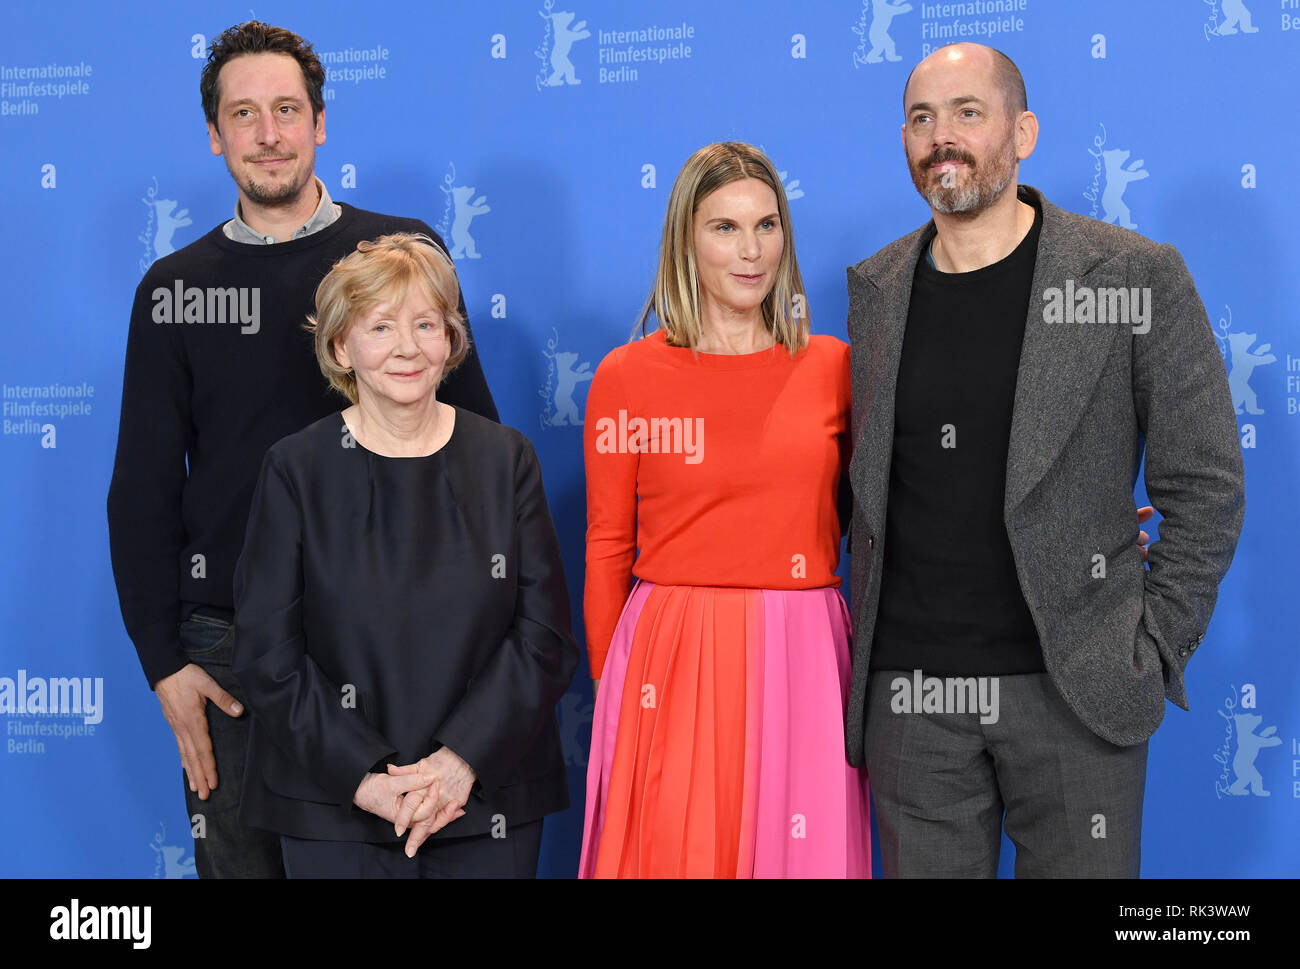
[1,0,1296,877]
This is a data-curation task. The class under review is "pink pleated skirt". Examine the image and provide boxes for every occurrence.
[579,581,870,878]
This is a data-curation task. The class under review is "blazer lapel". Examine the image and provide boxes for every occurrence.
[850,187,1119,526]
[1004,186,1119,513]
[847,224,931,537]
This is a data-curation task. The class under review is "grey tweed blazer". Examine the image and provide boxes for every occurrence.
[843,184,1245,764]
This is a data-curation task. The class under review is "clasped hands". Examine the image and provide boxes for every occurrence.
[353,747,476,857]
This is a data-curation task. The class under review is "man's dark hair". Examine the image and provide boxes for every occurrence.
[903,44,1028,118]
[990,48,1027,116]
[200,21,326,128]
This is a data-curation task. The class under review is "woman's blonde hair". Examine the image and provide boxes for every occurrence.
[307,233,469,403]
[637,142,809,353]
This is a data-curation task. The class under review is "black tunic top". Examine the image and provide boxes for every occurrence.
[232,408,578,842]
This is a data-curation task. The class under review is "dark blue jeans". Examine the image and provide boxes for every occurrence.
[178,612,285,878]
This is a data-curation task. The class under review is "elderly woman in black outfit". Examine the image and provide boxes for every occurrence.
[233,233,578,877]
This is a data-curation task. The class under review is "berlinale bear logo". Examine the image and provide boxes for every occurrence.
[1228,713,1280,796]
[1215,307,1277,417]
[540,329,593,429]
[536,2,591,89]
[436,163,490,261]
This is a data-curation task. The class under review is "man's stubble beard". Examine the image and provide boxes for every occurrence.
[230,155,311,208]
[909,128,1018,215]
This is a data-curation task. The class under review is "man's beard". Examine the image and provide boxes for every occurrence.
[909,136,1017,215]
[231,154,307,207]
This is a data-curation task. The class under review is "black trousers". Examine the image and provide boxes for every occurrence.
[280,819,545,878]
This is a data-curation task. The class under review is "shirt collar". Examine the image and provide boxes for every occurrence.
[223,177,341,245]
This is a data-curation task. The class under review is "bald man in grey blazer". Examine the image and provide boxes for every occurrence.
[844,43,1244,877]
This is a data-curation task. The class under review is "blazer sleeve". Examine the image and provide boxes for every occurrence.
[431,439,579,790]
[1132,243,1246,704]
[835,342,854,541]
[582,350,641,678]
[232,448,398,806]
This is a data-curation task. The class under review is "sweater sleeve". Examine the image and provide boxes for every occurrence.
[106,269,193,689]
[582,349,640,678]
[412,221,500,423]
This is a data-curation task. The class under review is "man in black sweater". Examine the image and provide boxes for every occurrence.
[106,21,498,878]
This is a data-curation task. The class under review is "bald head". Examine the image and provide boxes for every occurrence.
[904,43,1027,120]
[900,41,1039,217]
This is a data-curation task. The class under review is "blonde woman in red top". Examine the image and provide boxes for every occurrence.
[578,143,869,877]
